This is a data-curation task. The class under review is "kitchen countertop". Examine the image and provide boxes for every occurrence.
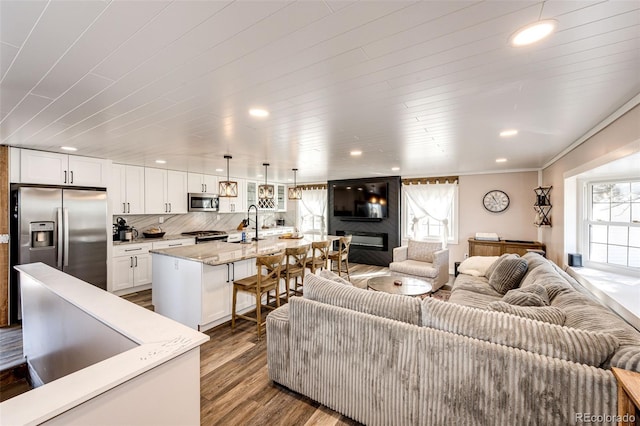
[113,234,194,245]
[150,234,338,266]
[113,226,294,245]
[1,263,209,425]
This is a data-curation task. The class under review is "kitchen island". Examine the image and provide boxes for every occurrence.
[151,235,338,331]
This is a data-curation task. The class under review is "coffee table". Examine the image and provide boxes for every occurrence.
[367,275,433,297]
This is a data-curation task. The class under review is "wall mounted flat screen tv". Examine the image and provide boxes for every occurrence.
[333,182,388,218]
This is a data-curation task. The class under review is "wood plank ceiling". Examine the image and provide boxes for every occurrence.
[1,1,639,183]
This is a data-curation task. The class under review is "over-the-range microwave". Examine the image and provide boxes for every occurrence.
[188,193,219,212]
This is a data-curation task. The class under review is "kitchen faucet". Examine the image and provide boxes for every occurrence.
[247,204,259,241]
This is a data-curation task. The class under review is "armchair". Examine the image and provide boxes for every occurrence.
[389,240,449,291]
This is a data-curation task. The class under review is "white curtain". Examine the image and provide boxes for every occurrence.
[404,183,456,247]
[298,189,327,235]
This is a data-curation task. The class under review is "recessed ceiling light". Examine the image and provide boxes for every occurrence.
[155,160,166,164]
[509,19,557,47]
[215,168,223,172]
[60,146,77,151]
[496,158,508,163]
[391,167,400,171]
[350,150,362,156]
[249,108,269,117]
[499,129,518,137]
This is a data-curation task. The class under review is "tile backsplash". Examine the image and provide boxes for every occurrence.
[115,211,296,235]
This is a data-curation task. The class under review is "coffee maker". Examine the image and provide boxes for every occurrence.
[114,217,136,241]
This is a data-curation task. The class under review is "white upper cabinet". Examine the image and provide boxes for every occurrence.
[246,181,285,211]
[219,178,245,213]
[167,170,188,213]
[187,173,218,194]
[276,184,287,212]
[144,168,187,214]
[110,164,145,215]
[19,149,109,187]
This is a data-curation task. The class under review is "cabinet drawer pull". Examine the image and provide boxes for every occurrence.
[64,170,67,184]
[168,243,181,247]
[130,257,133,267]
[127,202,130,213]
[134,256,138,267]
[124,248,142,252]
[168,203,172,212]
[123,203,126,213]
[70,170,74,184]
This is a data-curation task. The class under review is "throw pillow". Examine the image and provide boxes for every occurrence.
[502,284,550,306]
[457,256,499,277]
[484,253,515,279]
[407,240,440,263]
[316,269,352,286]
[422,298,619,367]
[488,257,528,294]
[488,301,566,326]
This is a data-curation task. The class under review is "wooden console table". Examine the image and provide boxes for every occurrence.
[612,367,639,426]
[468,238,546,257]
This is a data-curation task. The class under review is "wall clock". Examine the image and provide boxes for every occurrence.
[483,190,510,213]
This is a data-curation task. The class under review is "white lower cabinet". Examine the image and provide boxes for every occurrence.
[112,243,152,292]
[152,253,264,331]
[201,264,230,325]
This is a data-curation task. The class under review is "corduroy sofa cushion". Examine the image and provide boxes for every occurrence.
[488,301,566,326]
[488,257,528,294]
[422,298,619,367]
[501,284,550,306]
[303,273,422,325]
[484,253,513,279]
[316,269,352,286]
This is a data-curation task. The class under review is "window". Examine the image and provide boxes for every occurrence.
[585,180,640,269]
[296,188,327,235]
[402,184,458,244]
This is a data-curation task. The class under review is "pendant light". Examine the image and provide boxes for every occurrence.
[218,155,238,197]
[288,168,302,200]
[258,163,274,200]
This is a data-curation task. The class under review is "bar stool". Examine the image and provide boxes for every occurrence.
[280,244,310,299]
[328,235,352,280]
[305,240,331,274]
[232,251,284,339]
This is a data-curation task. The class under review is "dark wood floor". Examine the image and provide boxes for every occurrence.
[0,264,453,423]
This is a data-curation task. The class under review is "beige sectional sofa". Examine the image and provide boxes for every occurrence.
[266,253,640,425]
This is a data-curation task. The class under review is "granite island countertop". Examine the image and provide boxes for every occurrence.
[150,235,338,266]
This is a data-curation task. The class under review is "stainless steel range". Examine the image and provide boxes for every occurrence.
[181,230,228,244]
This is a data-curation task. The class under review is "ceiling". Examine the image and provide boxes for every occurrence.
[1,1,639,184]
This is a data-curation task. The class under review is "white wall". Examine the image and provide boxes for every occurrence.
[448,171,539,266]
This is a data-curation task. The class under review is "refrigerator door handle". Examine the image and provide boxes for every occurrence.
[57,208,63,268]
[63,208,70,267]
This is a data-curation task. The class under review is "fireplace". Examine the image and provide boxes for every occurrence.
[328,176,400,266]
[336,230,388,251]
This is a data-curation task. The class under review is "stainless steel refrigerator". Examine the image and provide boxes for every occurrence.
[10,186,108,322]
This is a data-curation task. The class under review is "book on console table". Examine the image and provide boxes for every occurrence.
[474,232,500,241]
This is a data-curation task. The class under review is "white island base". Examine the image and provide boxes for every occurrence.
[153,254,260,331]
